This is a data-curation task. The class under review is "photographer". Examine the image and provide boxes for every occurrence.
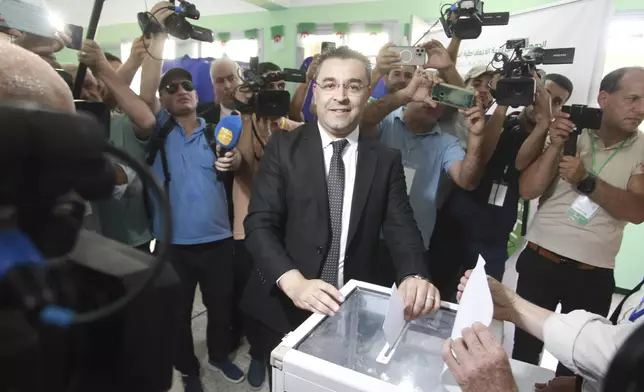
[515,66,644,375]
[137,3,245,391]
[429,71,573,298]
[77,38,156,251]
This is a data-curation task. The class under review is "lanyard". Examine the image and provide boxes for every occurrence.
[591,137,627,175]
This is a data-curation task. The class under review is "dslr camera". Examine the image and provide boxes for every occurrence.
[138,0,213,42]
[236,57,306,117]
[492,38,575,107]
[439,0,509,40]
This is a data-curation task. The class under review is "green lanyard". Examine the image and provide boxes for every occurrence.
[591,137,628,175]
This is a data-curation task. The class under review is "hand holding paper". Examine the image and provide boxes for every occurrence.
[451,255,493,340]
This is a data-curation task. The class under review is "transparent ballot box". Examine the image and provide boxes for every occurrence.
[271,280,555,392]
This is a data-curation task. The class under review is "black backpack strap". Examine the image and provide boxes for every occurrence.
[143,118,176,222]
[203,122,218,159]
[610,279,644,325]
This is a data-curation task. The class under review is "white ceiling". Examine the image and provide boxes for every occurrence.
[44,0,374,27]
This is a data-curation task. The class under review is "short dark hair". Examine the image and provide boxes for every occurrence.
[104,52,121,64]
[315,46,372,85]
[543,73,574,97]
[600,67,644,93]
[258,62,281,75]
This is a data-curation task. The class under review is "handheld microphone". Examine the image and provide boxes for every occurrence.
[213,114,243,181]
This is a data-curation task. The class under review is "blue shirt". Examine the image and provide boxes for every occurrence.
[379,107,465,247]
[146,109,232,245]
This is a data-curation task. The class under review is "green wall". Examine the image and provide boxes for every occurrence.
[58,0,644,289]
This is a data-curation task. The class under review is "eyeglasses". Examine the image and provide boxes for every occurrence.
[164,80,195,94]
[315,81,367,96]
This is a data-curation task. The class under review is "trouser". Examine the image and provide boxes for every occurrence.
[168,238,235,376]
[232,239,265,361]
[512,245,615,376]
[257,321,285,390]
[428,234,509,301]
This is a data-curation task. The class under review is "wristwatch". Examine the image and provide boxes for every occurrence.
[577,173,597,195]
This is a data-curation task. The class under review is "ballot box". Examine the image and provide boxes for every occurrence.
[271,280,555,392]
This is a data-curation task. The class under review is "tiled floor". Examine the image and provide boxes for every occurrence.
[170,242,625,391]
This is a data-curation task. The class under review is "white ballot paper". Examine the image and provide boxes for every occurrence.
[382,283,406,346]
[442,255,494,378]
[451,255,493,339]
[377,283,408,364]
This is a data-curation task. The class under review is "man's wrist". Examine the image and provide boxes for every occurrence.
[278,269,303,297]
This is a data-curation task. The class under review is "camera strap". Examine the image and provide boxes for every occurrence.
[143,118,177,221]
[203,122,219,164]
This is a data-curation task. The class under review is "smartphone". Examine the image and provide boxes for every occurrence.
[321,41,336,53]
[389,46,426,66]
[431,83,475,109]
[562,104,603,130]
[65,24,84,50]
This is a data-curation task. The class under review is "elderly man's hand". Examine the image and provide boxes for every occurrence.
[443,323,518,392]
[215,147,241,172]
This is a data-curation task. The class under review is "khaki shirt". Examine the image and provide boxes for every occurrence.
[232,115,302,240]
[527,129,644,269]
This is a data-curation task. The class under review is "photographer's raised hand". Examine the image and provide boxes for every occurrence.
[459,92,486,136]
[421,40,454,70]
[375,43,401,76]
[400,69,438,107]
[79,40,110,75]
[149,1,176,30]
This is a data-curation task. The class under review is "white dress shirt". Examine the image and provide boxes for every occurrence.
[220,103,235,119]
[318,123,359,287]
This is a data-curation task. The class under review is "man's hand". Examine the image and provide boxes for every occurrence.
[278,270,345,316]
[548,113,575,148]
[559,152,588,185]
[129,36,150,63]
[214,147,242,172]
[399,276,441,320]
[79,40,111,75]
[149,1,176,29]
[457,270,519,322]
[13,29,71,57]
[535,376,578,392]
[459,92,485,136]
[421,40,454,70]
[398,69,439,107]
[443,323,518,392]
[306,54,319,83]
[375,43,401,75]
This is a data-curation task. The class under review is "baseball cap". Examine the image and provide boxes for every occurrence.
[159,67,193,92]
[463,65,496,83]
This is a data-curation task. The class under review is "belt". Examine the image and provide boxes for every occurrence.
[527,242,597,270]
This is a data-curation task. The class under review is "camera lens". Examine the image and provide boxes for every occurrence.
[439,92,445,97]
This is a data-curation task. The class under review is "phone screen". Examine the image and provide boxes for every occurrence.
[65,24,84,51]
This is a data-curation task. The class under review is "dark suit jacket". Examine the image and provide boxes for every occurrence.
[241,122,429,334]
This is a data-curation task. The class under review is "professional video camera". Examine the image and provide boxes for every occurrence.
[560,104,603,155]
[236,56,306,117]
[0,101,178,392]
[138,0,214,42]
[439,0,509,40]
[491,38,575,107]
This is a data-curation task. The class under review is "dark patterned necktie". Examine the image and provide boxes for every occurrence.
[320,139,349,287]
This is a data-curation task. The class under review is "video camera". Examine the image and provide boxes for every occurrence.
[236,56,306,117]
[137,0,214,42]
[439,0,509,40]
[561,104,603,156]
[491,38,575,107]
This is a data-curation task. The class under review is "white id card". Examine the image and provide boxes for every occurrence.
[487,183,508,207]
[403,166,416,195]
[566,195,600,225]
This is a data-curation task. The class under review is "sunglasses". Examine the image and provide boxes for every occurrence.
[164,80,195,94]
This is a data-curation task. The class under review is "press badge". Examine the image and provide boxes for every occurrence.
[488,183,508,207]
[567,195,600,225]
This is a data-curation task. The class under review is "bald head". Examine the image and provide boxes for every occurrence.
[210,58,242,109]
[0,40,74,112]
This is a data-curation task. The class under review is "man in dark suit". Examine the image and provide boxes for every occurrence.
[241,46,441,383]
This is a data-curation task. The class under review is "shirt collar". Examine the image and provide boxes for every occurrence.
[318,121,360,148]
[393,107,442,136]
[589,128,640,150]
[220,104,234,118]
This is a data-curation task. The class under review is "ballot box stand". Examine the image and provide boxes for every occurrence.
[270,279,554,392]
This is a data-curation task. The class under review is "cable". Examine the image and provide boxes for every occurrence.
[61,143,172,325]
[141,6,176,61]
[412,18,442,47]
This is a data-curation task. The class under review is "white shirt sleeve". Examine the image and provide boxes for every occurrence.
[112,163,139,200]
[543,310,639,384]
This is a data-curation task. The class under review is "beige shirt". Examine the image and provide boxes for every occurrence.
[527,129,644,269]
[543,283,644,392]
[232,115,302,240]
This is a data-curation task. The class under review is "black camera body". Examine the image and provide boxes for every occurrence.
[493,39,575,107]
[562,104,603,130]
[236,57,306,117]
[137,0,213,42]
[440,0,509,40]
